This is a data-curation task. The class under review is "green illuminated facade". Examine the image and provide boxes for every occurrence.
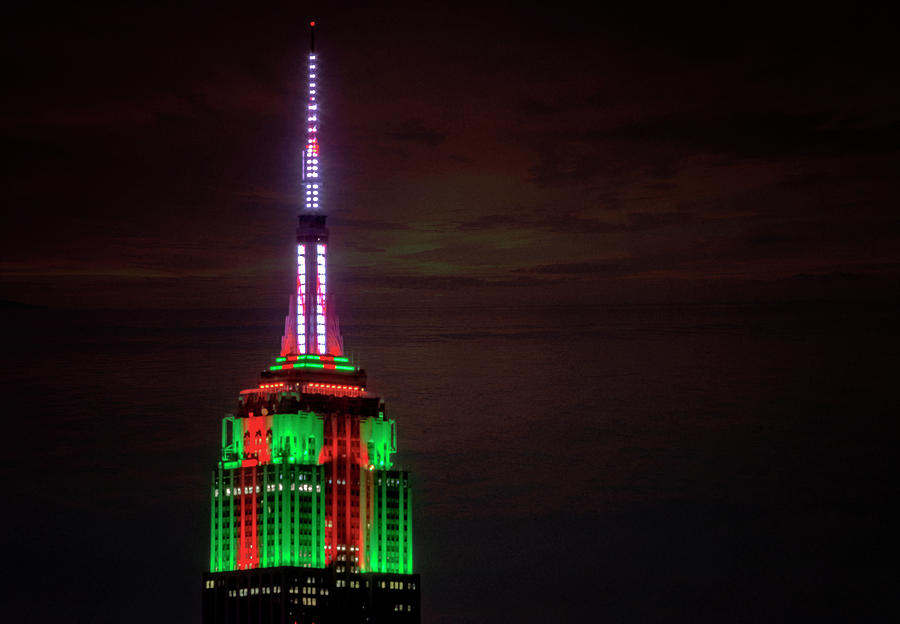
[367,470,414,574]
[208,372,414,575]
[211,462,326,571]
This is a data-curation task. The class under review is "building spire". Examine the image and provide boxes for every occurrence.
[282,21,342,357]
[302,20,320,211]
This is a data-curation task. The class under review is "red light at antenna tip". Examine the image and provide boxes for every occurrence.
[310,21,315,27]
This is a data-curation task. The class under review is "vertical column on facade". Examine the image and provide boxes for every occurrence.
[405,481,413,573]
[268,465,273,567]
[278,464,299,565]
[213,466,223,570]
[274,464,280,567]
[380,472,387,571]
[312,465,321,567]
[252,464,259,568]
[261,466,268,566]
[218,468,225,571]
[330,414,338,562]
[239,467,245,568]
[399,478,406,573]
[280,465,284,566]
[344,414,352,561]
[312,468,316,565]
[358,466,368,571]
[227,470,235,570]
[291,469,306,565]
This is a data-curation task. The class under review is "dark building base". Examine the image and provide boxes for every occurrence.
[202,567,420,624]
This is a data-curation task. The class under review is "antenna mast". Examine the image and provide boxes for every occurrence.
[302,21,320,211]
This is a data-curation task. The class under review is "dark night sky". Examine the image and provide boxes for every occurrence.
[1,4,898,623]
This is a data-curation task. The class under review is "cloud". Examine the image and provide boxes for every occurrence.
[330,216,411,231]
[518,98,564,117]
[600,111,900,159]
[342,271,487,291]
[455,209,694,235]
[513,260,638,277]
[343,243,386,253]
[388,119,447,146]
[454,212,535,232]
[525,110,900,189]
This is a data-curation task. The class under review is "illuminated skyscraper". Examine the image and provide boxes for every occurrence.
[202,23,420,623]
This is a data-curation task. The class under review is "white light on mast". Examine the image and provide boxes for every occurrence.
[302,48,320,210]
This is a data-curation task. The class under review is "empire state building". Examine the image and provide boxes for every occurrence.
[202,22,421,623]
